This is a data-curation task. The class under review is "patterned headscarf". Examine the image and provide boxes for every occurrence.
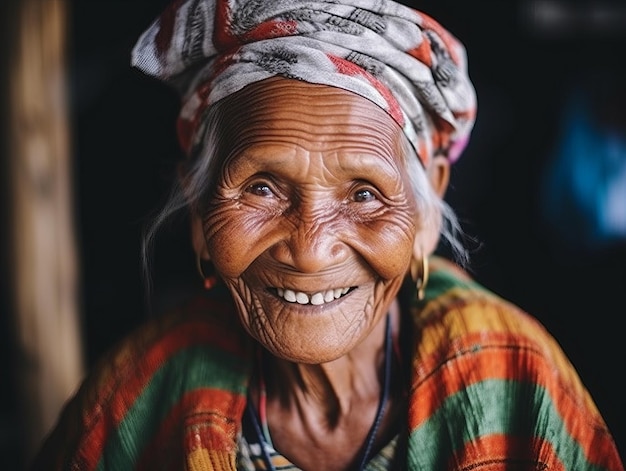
[132,0,477,166]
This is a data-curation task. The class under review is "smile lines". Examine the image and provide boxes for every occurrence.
[275,287,351,305]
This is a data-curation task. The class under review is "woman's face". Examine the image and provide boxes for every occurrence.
[200,77,426,363]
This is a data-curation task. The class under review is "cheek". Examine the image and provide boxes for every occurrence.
[354,211,418,279]
[203,202,271,278]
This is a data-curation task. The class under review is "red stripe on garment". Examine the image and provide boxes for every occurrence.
[136,388,245,471]
[407,330,616,467]
[74,303,244,470]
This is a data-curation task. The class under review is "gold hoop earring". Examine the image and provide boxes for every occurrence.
[196,255,217,290]
[410,255,429,301]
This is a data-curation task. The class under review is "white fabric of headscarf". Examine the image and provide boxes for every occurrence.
[132,0,477,166]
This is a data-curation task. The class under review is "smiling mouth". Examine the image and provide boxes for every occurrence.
[272,287,354,305]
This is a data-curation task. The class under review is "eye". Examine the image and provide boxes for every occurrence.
[353,188,377,203]
[246,181,274,197]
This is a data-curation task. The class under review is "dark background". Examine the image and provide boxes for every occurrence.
[2,0,625,468]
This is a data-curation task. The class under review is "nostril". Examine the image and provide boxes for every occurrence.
[271,235,350,274]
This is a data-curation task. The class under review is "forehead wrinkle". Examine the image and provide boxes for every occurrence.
[232,117,398,150]
[333,151,408,196]
[224,142,295,181]
[231,142,404,191]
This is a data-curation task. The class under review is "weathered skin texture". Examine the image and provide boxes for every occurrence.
[189,76,445,470]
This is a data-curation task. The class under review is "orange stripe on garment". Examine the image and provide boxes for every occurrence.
[136,388,244,471]
[74,302,245,470]
[407,327,616,467]
[408,330,543,426]
[414,289,597,410]
[451,434,566,471]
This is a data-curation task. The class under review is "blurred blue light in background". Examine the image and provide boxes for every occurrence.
[540,88,626,249]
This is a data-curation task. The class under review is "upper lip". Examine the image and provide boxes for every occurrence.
[274,286,352,305]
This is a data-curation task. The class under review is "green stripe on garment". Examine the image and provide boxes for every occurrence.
[95,345,249,470]
[407,378,604,470]
[422,266,487,302]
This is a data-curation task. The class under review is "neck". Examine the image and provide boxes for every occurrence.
[262,304,399,419]
[263,307,399,410]
[247,300,406,470]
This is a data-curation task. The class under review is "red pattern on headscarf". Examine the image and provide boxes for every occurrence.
[132,0,477,165]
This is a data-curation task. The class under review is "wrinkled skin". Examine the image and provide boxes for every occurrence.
[190,76,447,469]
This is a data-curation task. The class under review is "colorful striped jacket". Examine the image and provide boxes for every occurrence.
[31,256,624,470]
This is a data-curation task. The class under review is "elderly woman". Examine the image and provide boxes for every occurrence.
[31,1,623,470]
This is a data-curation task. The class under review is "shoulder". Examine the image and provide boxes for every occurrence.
[30,288,252,470]
[83,289,251,404]
[411,256,591,400]
[405,256,623,470]
[414,255,569,365]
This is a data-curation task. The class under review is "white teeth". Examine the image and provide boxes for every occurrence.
[275,287,351,305]
[283,289,296,302]
[311,292,325,305]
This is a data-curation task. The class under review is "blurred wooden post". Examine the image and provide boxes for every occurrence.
[5,0,84,461]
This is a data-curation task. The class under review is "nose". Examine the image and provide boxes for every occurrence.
[270,212,350,273]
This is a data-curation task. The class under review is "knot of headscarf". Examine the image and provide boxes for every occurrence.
[132,0,477,166]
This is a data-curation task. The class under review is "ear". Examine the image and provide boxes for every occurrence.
[426,154,450,198]
[412,155,451,259]
[191,215,210,261]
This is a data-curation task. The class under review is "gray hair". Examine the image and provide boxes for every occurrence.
[397,134,469,266]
